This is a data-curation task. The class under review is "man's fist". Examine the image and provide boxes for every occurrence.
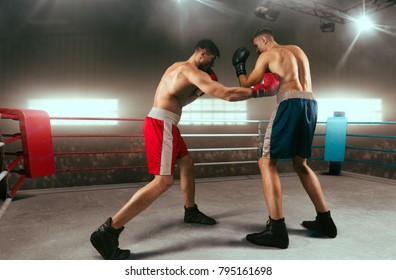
[232,47,250,77]
[251,73,280,98]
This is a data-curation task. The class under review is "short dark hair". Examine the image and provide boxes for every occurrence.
[253,28,274,40]
[195,39,220,58]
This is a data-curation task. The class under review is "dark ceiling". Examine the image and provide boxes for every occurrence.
[0,0,390,32]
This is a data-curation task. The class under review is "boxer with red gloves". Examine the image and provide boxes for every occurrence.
[90,39,255,260]
[232,28,337,249]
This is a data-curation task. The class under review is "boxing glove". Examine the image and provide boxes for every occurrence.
[232,47,250,77]
[251,73,280,98]
[195,69,219,97]
[207,68,218,81]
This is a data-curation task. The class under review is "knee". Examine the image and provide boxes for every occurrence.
[292,159,309,175]
[258,157,276,170]
[155,176,174,191]
[163,176,174,188]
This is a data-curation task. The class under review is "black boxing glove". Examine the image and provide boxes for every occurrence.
[232,47,250,77]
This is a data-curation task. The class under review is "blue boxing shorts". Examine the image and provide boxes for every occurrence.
[262,91,317,159]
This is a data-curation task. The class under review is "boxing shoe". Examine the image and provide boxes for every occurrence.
[302,211,337,238]
[246,217,289,249]
[184,204,217,225]
[90,217,130,260]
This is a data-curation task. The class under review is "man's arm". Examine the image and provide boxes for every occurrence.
[232,48,272,88]
[188,67,254,102]
[182,69,219,107]
[238,53,270,87]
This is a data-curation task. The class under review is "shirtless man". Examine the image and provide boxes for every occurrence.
[90,39,264,260]
[232,28,337,249]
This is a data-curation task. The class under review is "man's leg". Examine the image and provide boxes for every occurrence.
[178,155,195,208]
[292,156,328,213]
[90,175,174,259]
[178,155,216,225]
[246,157,289,249]
[111,175,174,228]
[292,156,337,238]
[258,157,283,220]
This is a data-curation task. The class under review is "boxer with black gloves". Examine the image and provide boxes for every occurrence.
[232,28,337,249]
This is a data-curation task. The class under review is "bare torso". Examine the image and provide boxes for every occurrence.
[153,62,201,117]
[265,45,313,93]
[151,51,254,117]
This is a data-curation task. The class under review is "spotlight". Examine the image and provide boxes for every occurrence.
[356,15,375,32]
[254,6,280,22]
[320,20,335,32]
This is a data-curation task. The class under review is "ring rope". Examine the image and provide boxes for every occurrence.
[181,133,259,137]
[346,146,396,153]
[189,147,257,152]
[0,113,19,120]
[3,135,22,145]
[194,161,257,166]
[52,133,144,138]
[347,121,396,125]
[345,158,396,167]
[347,133,396,139]
[56,166,147,173]
[54,150,146,156]
[50,117,144,122]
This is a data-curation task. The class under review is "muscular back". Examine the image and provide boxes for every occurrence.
[266,45,313,93]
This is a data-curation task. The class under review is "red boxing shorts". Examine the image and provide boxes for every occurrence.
[143,107,188,175]
[262,91,317,159]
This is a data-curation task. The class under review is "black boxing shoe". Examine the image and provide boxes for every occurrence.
[184,204,217,225]
[302,211,337,238]
[246,217,289,249]
[90,217,130,260]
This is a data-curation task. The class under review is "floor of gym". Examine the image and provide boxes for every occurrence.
[0,171,395,260]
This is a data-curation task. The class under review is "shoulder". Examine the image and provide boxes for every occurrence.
[165,61,198,80]
[167,61,189,72]
[283,45,306,56]
[283,44,301,50]
[176,61,201,76]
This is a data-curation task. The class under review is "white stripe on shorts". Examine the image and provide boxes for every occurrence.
[160,121,173,175]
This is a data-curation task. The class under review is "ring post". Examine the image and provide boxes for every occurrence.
[0,108,56,198]
[324,111,347,175]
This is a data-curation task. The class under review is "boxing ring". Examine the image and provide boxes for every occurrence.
[1,108,394,198]
[344,121,396,167]
[0,109,320,199]
[0,107,395,260]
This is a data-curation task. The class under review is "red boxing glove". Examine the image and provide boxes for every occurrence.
[263,72,280,93]
[207,68,218,81]
[251,73,280,98]
[194,69,218,97]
